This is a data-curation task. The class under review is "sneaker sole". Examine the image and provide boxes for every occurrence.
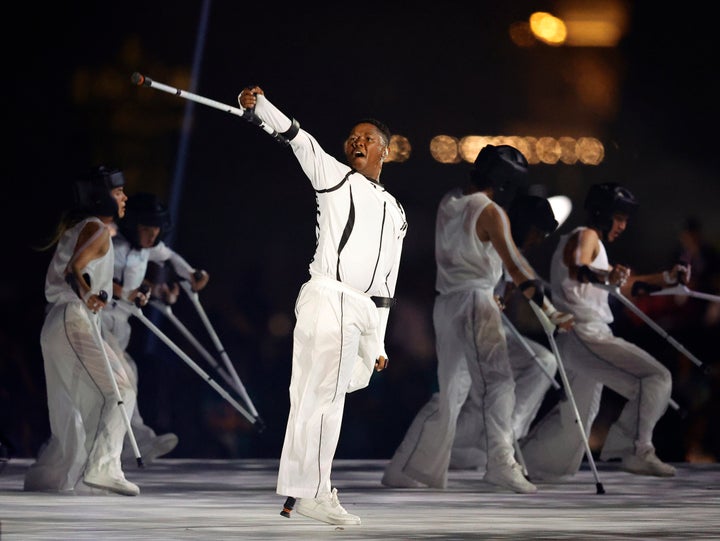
[295,506,361,525]
[83,479,140,496]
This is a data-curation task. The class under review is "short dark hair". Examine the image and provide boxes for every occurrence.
[356,118,391,145]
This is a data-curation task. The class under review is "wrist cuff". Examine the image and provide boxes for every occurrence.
[280,118,300,142]
[663,270,674,284]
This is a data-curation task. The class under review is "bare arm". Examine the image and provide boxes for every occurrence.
[70,221,111,311]
[565,228,629,286]
[478,203,574,331]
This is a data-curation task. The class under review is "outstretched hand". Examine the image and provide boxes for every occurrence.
[238,86,263,109]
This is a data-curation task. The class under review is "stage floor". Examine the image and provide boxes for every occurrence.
[1,458,718,540]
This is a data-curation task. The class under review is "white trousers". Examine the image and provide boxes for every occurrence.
[24,301,136,492]
[102,311,159,454]
[450,331,557,470]
[384,288,516,488]
[276,278,379,499]
[520,323,672,478]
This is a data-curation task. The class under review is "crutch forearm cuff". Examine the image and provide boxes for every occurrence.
[280,118,300,142]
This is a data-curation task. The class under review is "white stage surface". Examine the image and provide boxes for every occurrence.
[1,458,718,540]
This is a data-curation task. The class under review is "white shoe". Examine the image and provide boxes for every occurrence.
[621,450,676,477]
[381,467,424,488]
[484,462,538,494]
[123,433,178,465]
[295,488,361,525]
[83,470,140,496]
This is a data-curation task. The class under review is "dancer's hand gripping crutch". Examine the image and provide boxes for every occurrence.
[89,291,145,468]
[112,299,258,426]
[522,283,606,494]
[177,275,265,431]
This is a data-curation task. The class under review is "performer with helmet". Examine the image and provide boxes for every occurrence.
[520,182,689,479]
[101,192,209,465]
[24,165,139,495]
[449,194,561,471]
[382,145,574,494]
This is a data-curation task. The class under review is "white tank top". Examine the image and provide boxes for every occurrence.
[550,226,613,324]
[45,217,114,306]
[435,188,503,294]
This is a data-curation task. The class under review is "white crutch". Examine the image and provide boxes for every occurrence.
[526,299,606,494]
[595,282,711,377]
[178,279,264,429]
[113,300,258,426]
[131,72,291,146]
[650,283,720,303]
[501,311,563,478]
[501,312,563,394]
[91,291,144,468]
[147,299,242,398]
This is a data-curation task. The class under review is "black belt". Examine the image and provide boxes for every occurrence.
[371,296,396,308]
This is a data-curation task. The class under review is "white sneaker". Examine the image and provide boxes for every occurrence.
[295,488,361,525]
[123,433,179,465]
[484,462,538,494]
[621,450,676,477]
[83,470,140,496]
[381,467,424,488]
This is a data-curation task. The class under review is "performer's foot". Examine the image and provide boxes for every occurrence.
[295,488,361,525]
[621,450,676,477]
[84,470,140,496]
[123,433,178,465]
[484,462,538,494]
[381,467,424,488]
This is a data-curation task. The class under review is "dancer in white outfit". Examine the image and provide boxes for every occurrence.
[521,182,689,479]
[450,195,560,470]
[102,192,208,465]
[238,87,407,525]
[382,146,573,494]
[24,166,140,496]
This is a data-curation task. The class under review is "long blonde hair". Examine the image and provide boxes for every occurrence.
[34,208,92,252]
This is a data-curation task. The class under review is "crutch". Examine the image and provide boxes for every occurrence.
[502,311,563,477]
[501,312,563,394]
[650,283,720,303]
[526,299,606,494]
[595,282,711,377]
[131,72,291,146]
[91,291,144,468]
[177,278,264,429]
[112,300,258,426]
[147,299,242,398]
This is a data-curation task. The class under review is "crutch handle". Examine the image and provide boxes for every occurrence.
[135,284,150,308]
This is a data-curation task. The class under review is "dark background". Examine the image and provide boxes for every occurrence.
[3,1,719,464]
